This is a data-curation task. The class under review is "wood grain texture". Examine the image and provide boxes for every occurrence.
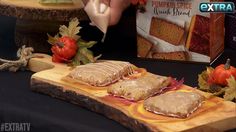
[31,78,152,132]
[29,54,236,132]
[0,0,88,21]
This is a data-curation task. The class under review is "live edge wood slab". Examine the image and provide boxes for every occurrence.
[28,54,236,132]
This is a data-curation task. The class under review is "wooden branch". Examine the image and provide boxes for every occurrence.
[28,54,236,132]
[31,79,153,132]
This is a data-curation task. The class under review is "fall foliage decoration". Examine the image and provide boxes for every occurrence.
[51,36,78,63]
[198,59,236,102]
[209,59,236,86]
[47,18,101,66]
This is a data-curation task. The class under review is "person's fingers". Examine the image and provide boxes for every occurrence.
[109,0,130,25]
[81,0,89,5]
[100,0,131,25]
[100,0,110,6]
[83,0,110,6]
[110,0,130,11]
[109,8,123,25]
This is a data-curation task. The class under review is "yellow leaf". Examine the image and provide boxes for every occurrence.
[59,18,81,40]
[198,69,210,91]
[206,67,214,75]
[47,33,59,45]
[224,76,236,101]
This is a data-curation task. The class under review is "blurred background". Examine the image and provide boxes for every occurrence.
[0,6,137,60]
[0,16,17,59]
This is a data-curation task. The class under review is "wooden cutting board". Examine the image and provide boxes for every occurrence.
[29,54,236,132]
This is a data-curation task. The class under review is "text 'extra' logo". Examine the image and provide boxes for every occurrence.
[200,2,235,13]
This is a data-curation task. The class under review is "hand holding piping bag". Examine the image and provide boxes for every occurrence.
[83,0,130,42]
[100,0,131,26]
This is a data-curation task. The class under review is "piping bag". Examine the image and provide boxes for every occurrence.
[83,0,110,42]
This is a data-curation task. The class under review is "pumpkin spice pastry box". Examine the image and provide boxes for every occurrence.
[136,0,225,63]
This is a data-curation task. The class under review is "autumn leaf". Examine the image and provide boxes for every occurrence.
[69,53,81,67]
[68,39,101,66]
[77,40,97,48]
[47,17,100,66]
[80,47,95,63]
[224,76,236,101]
[59,18,81,40]
[198,68,211,91]
[206,67,214,75]
[198,67,236,102]
[198,67,224,94]
[47,33,59,45]
[70,46,101,66]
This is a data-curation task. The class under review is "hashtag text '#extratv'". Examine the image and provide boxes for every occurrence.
[0,123,30,132]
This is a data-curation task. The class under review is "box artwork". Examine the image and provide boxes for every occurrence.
[137,0,225,63]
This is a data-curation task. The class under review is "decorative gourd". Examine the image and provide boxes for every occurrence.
[211,59,236,86]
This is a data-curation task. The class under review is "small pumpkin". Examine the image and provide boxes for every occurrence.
[211,59,236,86]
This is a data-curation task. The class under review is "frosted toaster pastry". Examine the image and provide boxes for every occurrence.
[107,73,171,101]
[144,92,205,118]
[66,61,134,87]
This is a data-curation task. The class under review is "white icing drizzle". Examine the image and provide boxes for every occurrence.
[69,61,134,86]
